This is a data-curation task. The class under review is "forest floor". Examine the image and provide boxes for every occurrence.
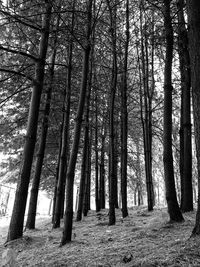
[1,207,200,266]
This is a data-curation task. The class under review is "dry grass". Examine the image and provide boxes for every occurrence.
[1,207,200,266]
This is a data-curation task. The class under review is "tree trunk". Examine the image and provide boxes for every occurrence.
[114,122,119,209]
[120,0,129,218]
[76,60,92,221]
[139,1,154,211]
[53,2,75,229]
[52,124,63,223]
[187,0,200,235]
[60,0,92,245]
[179,92,184,209]
[86,136,91,212]
[106,0,118,226]
[95,91,100,212]
[83,131,92,216]
[26,8,60,230]
[76,114,90,221]
[177,0,193,212]
[7,2,52,242]
[99,126,106,209]
[136,139,143,206]
[61,45,91,244]
[163,0,184,222]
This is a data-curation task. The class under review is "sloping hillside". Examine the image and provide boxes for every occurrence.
[1,207,200,266]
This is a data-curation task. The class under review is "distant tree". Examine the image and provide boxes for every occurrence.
[162,0,183,222]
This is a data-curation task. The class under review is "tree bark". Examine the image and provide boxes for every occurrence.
[7,2,52,242]
[163,0,184,222]
[187,0,200,235]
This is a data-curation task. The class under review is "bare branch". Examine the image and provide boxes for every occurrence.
[0,9,41,31]
[0,68,34,82]
[0,44,38,61]
[0,85,30,107]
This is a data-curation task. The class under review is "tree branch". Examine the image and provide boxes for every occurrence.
[0,68,34,82]
[0,44,38,61]
[0,9,41,32]
[0,85,30,107]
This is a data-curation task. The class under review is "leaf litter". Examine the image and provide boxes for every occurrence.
[1,207,200,266]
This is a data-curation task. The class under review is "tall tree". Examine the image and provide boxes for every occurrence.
[163,0,184,222]
[53,0,75,229]
[106,0,118,226]
[7,2,52,241]
[120,0,129,218]
[177,0,193,212]
[139,1,154,211]
[26,5,61,230]
[76,52,92,221]
[187,0,200,234]
[60,0,93,245]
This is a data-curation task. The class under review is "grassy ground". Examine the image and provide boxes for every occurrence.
[1,207,200,266]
